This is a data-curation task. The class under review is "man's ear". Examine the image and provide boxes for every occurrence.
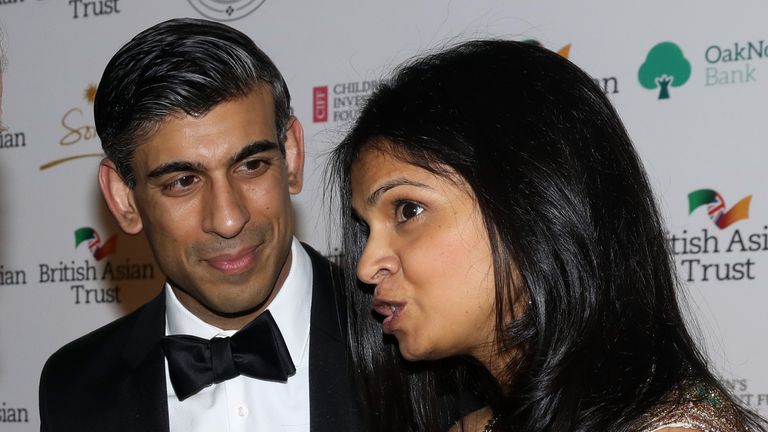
[98,159,143,234]
[282,116,305,194]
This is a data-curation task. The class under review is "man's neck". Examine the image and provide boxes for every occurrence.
[171,252,293,331]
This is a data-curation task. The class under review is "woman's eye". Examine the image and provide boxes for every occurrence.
[395,201,424,222]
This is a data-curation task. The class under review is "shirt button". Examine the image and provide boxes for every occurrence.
[237,406,249,417]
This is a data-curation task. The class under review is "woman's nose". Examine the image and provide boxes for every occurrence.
[356,232,400,284]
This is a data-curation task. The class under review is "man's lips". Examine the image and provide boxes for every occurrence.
[373,299,406,334]
[204,245,260,274]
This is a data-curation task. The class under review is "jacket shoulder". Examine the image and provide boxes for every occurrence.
[40,294,163,393]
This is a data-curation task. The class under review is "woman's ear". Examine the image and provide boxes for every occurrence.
[98,159,143,234]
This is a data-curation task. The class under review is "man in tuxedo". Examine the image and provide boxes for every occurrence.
[39,18,362,432]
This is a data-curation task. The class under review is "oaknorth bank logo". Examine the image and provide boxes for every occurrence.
[688,189,751,229]
[75,227,117,261]
[638,42,691,99]
[188,0,265,22]
[704,39,766,86]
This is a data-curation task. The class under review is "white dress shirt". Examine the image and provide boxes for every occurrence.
[164,238,313,432]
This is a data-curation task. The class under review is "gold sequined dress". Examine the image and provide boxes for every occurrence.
[637,382,747,432]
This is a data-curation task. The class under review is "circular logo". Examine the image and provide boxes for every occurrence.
[188,0,266,22]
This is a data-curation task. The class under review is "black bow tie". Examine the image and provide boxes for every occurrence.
[161,310,296,401]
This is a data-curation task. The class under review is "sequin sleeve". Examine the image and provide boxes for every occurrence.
[637,383,747,432]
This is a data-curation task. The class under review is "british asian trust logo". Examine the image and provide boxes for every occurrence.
[0,125,26,150]
[0,401,29,424]
[69,0,121,19]
[669,189,768,283]
[0,0,25,7]
[75,227,117,261]
[37,227,156,305]
[188,0,265,22]
[639,42,691,99]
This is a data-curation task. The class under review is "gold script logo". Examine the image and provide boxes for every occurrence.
[40,84,103,170]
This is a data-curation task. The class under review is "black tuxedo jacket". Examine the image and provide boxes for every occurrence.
[39,245,363,431]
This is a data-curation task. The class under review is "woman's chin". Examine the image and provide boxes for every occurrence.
[397,340,444,362]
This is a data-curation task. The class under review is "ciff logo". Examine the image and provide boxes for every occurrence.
[188,0,265,22]
[638,42,691,99]
[313,86,328,123]
[40,83,103,171]
[75,227,117,261]
[312,81,379,124]
[688,189,752,229]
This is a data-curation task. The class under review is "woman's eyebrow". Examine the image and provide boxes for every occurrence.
[366,178,431,207]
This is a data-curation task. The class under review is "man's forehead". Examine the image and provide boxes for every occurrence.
[130,89,280,169]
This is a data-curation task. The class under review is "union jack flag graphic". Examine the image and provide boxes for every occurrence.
[688,189,752,229]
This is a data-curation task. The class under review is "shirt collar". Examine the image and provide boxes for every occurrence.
[165,237,313,365]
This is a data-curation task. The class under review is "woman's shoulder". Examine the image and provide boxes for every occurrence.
[448,407,493,432]
[637,381,747,432]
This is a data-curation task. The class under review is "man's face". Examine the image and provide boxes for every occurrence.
[102,87,304,327]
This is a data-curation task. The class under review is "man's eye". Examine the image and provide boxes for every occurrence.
[163,175,198,192]
[395,201,424,223]
[239,159,269,174]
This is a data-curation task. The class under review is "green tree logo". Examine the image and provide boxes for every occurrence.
[638,42,691,99]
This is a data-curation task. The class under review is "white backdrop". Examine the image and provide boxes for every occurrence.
[1,1,767,428]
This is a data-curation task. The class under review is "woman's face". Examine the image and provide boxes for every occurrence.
[350,144,497,362]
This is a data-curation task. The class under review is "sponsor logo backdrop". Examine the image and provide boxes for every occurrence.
[1,0,766,427]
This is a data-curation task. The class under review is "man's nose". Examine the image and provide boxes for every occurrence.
[202,178,250,239]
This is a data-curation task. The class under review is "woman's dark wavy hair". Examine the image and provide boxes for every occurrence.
[94,18,291,188]
[329,40,765,431]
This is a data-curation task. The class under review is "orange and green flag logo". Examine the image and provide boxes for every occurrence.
[75,227,117,260]
[522,39,572,58]
[688,189,751,229]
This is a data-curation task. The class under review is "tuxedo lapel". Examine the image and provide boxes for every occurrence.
[40,291,171,431]
[116,291,171,432]
[305,244,364,432]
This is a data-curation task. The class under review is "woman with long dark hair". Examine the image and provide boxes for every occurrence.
[329,40,765,431]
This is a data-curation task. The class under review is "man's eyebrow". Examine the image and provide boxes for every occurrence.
[231,140,281,165]
[366,178,431,207]
[147,161,206,179]
[146,140,280,179]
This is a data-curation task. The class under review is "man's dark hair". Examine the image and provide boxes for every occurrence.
[94,17,291,188]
